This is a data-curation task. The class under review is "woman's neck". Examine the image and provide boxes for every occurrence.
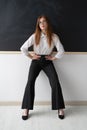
[41,30,47,35]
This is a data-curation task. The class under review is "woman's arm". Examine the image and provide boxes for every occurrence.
[53,34,65,59]
[45,34,65,61]
[20,34,34,58]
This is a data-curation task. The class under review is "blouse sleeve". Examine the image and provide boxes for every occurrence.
[53,34,65,59]
[20,34,34,56]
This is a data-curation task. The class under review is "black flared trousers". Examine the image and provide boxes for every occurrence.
[21,55,65,110]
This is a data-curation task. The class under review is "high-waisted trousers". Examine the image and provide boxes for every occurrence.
[21,55,65,110]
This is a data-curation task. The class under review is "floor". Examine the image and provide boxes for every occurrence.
[0,105,87,130]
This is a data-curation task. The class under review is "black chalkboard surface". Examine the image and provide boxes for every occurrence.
[0,0,87,51]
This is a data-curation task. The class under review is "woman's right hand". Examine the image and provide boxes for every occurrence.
[28,53,41,60]
[32,53,41,60]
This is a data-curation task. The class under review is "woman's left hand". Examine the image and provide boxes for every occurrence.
[45,55,57,61]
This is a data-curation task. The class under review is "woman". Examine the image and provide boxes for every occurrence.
[20,15,65,120]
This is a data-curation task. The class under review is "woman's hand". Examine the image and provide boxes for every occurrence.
[45,55,57,61]
[28,53,41,60]
[32,53,41,60]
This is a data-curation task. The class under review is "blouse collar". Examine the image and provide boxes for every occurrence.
[41,32,47,38]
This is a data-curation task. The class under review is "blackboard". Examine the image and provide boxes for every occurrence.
[0,0,87,52]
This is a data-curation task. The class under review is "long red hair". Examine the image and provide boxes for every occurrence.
[34,15,53,47]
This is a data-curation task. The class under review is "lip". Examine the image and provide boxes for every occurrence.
[41,26,45,28]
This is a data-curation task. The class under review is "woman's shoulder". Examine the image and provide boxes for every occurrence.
[27,33,35,41]
[52,33,59,38]
[52,33,60,41]
[29,33,35,38]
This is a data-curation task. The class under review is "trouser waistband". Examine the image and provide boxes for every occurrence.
[34,54,49,62]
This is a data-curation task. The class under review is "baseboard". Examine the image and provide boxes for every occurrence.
[0,51,87,54]
[0,101,87,106]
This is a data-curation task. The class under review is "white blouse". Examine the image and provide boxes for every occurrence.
[20,32,65,59]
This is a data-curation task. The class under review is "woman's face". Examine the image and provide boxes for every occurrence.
[39,17,48,31]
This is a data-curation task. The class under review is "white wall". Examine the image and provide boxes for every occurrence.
[0,52,87,102]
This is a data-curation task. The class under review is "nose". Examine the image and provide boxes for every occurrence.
[41,22,44,26]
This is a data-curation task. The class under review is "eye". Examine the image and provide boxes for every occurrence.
[39,20,47,24]
[39,21,42,24]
